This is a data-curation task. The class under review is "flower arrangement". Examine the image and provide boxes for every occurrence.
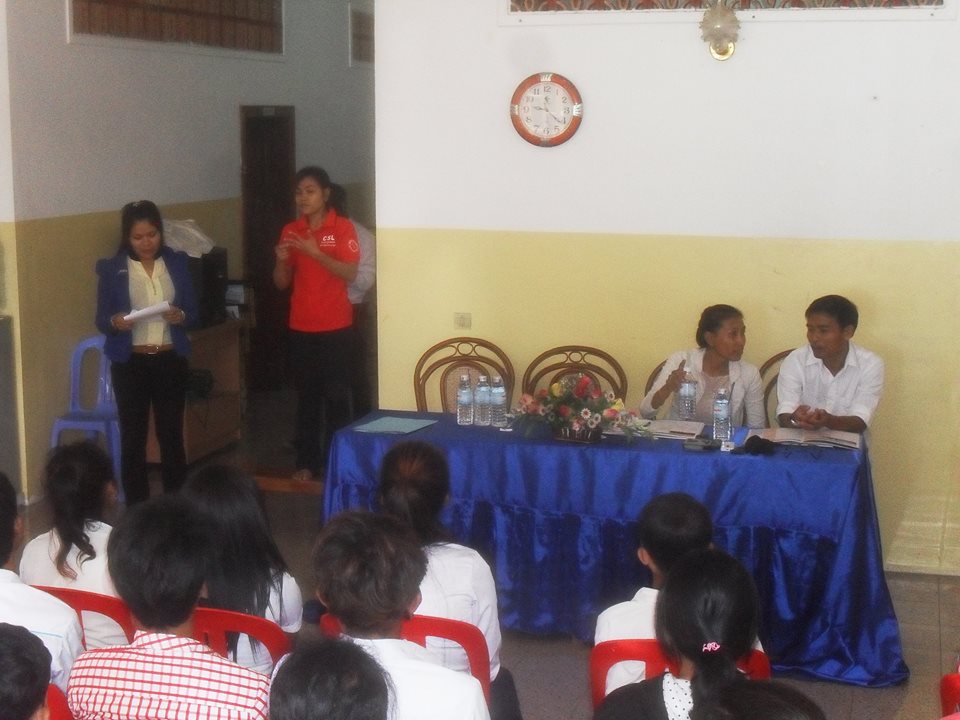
[513,374,647,441]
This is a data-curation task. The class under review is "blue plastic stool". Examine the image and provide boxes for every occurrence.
[49,335,124,502]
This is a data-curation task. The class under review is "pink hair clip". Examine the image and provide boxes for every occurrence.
[702,642,722,653]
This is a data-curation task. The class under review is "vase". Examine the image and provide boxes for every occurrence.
[553,425,602,444]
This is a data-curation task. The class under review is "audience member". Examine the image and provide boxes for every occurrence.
[0,472,83,692]
[0,622,53,720]
[595,493,713,695]
[19,442,125,647]
[313,511,489,720]
[690,679,825,720]
[182,464,302,673]
[67,495,270,720]
[269,639,390,720]
[379,441,522,720]
[595,549,760,720]
[776,294,884,433]
[640,305,764,428]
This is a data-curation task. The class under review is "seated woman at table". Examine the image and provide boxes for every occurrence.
[595,548,760,720]
[378,441,523,720]
[640,305,764,428]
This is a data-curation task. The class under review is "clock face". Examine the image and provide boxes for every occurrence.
[510,73,583,147]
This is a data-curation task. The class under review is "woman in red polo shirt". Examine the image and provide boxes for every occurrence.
[273,166,359,481]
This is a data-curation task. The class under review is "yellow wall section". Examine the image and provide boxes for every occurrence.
[12,199,241,498]
[377,228,960,574]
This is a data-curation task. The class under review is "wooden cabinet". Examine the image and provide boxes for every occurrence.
[147,320,242,464]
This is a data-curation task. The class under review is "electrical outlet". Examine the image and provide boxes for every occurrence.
[454,312,472,329]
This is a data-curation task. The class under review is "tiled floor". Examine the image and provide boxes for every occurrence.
[20,387,959,720]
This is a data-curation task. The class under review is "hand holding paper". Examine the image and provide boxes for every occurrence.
[123,301,171,323]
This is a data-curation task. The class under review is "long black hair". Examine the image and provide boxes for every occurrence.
[181,465,290,654]
[377,441,451,545]
[655,548,759,708]
[44,441,115,579]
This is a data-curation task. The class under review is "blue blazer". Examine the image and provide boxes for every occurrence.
[95,247,199,363]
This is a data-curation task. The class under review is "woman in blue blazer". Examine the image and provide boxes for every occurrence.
[95,200,197,504]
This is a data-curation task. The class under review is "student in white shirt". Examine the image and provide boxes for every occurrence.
[313,511,490,720]
[270,640,390,720]
[776,294,884,433]
[595,493,714,697]
[0,472,83,692]
[181,465,302,674]
[19,442,125,648]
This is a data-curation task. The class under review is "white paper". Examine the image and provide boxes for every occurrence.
[123,301,171,323]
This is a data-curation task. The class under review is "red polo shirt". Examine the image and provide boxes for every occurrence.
[279,209,359,332]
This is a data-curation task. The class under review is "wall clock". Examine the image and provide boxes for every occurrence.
[510,72,583,147]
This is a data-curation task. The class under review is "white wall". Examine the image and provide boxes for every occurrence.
[0,0,15,221]
[4,0,374,219]
[377,2,960,242]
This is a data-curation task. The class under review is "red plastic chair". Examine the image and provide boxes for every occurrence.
[191,606,290,665]
[319,613,491,701]
[46,683,73,720]
[590,639,772,708]
[941,673,960,715]
[33,585,136,647]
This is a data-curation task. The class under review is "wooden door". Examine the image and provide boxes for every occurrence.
[241,106,295,391]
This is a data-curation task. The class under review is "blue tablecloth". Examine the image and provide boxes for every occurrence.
[324,410,908,687]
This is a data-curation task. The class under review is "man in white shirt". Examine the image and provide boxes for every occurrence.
[347,221,376,419]
[0,472,83,692]
[313,512,490,720]
[776,295,884,433]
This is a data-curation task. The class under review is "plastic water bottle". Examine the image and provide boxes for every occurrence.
[678,375,697,421]
[457,374,474,426]
[490,376,508,428]
[474,375,492,426]
[713,387,731,441]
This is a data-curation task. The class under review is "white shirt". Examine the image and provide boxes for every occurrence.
[662,671,693,720]
[416,542,501,680]
[350,637,490,720]
[0,568,84,691]
[640,349,765,428]
[232,571,302,675]
[127,255,174,346]
[594,587,659,695]
[775,341,884,426]
[347,221,376,305]
[19,522,126,648]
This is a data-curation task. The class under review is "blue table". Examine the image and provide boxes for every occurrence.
[324,410,908,687]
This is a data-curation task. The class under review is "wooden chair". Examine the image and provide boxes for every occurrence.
[46,684,73,720]
[644,360,667,395]
[941,672,960,716]
[320,613,491,701]
[413,337,515,413]
[191,606,290,665]
[522,345,628,400]
[759,349,793,428]
[33,585,136,647]
[589,639,772,708]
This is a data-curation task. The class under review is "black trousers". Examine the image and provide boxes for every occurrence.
[111,351,188,505]
[350,302,373,419]
[288,328,355,475]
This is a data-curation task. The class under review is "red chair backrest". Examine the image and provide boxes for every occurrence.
[191,606,290,664]
[590,639,772,708]
[941,673,960,716]
[319,613,491,701]
[33,585,136,647]
[46,684,73,720]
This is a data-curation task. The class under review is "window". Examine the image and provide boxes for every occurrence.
[71,0,283,54]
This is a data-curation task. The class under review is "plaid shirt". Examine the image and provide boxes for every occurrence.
[67,632,270,720]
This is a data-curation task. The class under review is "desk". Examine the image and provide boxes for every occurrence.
[325,410,907,687]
